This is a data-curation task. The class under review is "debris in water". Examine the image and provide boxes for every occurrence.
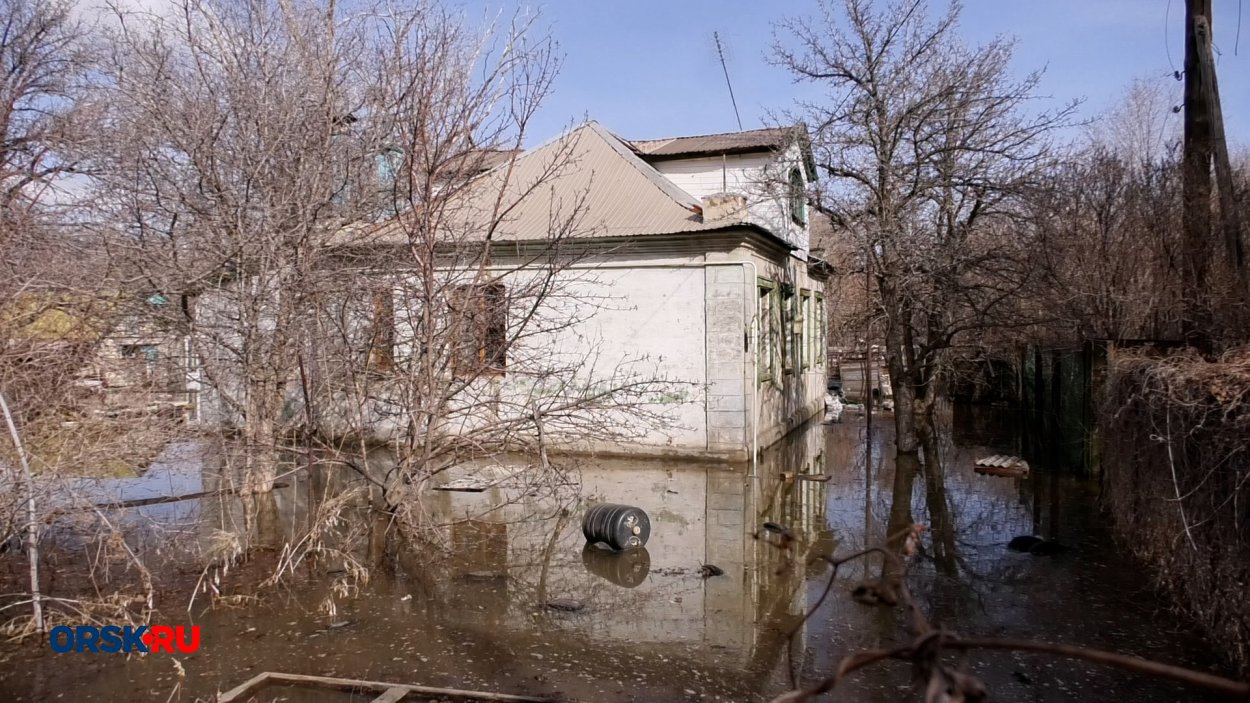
[545,599,584,613]
[974,455,1030,478]
[698,564,724,578]
[851,578,900,607]
[1007,535,1068,556]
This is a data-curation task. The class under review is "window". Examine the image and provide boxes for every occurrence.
[448,282,507,375]
[121,344,160,380]
[799,291,811,371]
[789,168,807,226]
[121,344,159,364]
[368,287,396,371]
[757,280,776,383]
[815,294,825,367]
[376,148,406,217]
[781,285,794,373]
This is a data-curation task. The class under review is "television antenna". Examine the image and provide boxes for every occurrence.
[713,32,744,131]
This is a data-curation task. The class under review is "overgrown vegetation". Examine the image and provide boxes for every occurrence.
[1104,347,1250,675]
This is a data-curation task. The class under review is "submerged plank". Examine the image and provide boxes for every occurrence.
[372,686,409,703]
[218,671,551,703]
[216,671,271,701]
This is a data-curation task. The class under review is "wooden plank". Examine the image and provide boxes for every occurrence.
[253,672,551,702]
[217,672,271,702]
[372,686,410,703]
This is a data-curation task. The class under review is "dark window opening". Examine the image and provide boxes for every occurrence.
[449,282,507,375]
[369,287,396,371]
[789,168,807,226]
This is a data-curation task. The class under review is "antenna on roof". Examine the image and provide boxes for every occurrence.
[713,32,744,131]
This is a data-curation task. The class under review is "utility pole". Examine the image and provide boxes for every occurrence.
[1182,0,1214,350]
[1194,14,1248,294]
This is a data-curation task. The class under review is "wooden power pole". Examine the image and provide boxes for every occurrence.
[1182,0,1214,349]
[1182,0,1247,349]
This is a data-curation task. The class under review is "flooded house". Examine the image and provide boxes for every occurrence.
[200,121,829,464]
[1,293,197,419]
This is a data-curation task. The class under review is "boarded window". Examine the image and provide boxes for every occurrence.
[369,287,395,370]
[448,282,507,375]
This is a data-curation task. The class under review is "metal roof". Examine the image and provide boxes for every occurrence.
[344,121,767,246]
[627,127,793,159]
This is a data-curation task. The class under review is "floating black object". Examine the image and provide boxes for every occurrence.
[582,503,650,551]
[1008,535,1067,556]
[581,544,651,587]
[698,564,724,578]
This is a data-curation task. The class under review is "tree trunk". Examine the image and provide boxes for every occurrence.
[917,409,957,575]
[0,390,43,632]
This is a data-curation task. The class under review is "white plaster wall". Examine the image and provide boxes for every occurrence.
[510,265,708,449]
[651,144,812,258]
[385,262,710,452]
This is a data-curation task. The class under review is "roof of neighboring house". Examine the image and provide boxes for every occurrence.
[1,294,112,344]
[337,121,775,246]
[628,127,795,158]
[627,124,818,181]
[437,148,524,181]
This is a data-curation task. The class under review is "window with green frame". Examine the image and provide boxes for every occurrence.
[781,285,794,373]
[815,293,825,367]
[800,290,812,371]
[757,280,776,382]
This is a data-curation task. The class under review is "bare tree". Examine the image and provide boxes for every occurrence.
[1030,146,1184,343]
[771,0,1073,525]
[85,0,682,542]
[309,7,686,524]
[0,0,94,633]
[83,0,395,494]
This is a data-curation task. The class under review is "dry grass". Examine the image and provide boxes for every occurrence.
[1102,346,1250,674]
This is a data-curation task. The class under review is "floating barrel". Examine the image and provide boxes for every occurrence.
[582,544,651,588]
[581,503,650,551]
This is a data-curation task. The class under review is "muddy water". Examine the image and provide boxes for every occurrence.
[0,408,1228,702]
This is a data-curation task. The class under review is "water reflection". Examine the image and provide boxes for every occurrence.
[0,409,1229,702]
[581,545,650,588]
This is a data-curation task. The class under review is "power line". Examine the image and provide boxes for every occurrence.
[1166,0,1179,74]
[713,31,743,131]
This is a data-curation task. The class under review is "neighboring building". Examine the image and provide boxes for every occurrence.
[0,293,198,419]
[87,294,200,419]
[328,121,829,463]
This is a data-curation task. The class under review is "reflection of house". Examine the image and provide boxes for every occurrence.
[401,419,833,680]
[328,122,829,461]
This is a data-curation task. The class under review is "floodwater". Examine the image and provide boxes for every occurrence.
[0,407,1229,702]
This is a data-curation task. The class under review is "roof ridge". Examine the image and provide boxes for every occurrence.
[630,125,790,143]
[585,122,702,210]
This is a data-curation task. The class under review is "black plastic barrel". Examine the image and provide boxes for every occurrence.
[581,544,651,588]
[581,503,650,551]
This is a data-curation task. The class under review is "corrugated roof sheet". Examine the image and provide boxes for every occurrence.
[628,127,792,158]
[341,121,764,246]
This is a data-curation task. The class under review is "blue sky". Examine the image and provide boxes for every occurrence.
[484,0,1249,146]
